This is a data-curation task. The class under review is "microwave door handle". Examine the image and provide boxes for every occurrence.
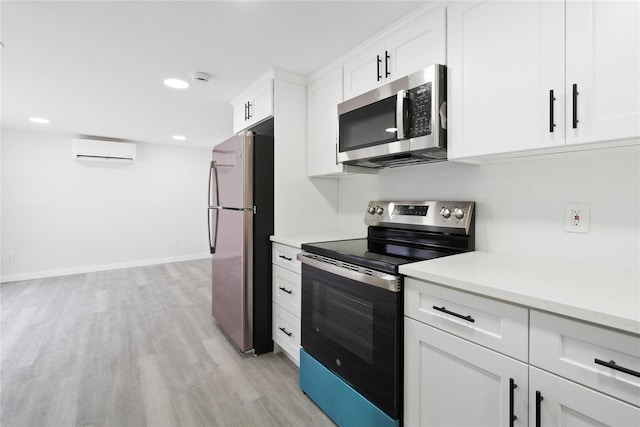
[396,90,408,139]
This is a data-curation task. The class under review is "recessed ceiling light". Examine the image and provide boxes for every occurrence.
[172,135,187,141]
[163,78,190,89]
[29,117,51,124]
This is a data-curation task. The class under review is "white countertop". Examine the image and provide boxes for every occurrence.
[399,251,640,335]
[270,232,365,249]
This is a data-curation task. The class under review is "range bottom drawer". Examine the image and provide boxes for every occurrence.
[272,303,300,365]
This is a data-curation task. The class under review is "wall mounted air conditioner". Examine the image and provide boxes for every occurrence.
[72,138,137,163]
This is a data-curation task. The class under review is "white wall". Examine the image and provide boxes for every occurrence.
[1,128,212,282]
[338,147,640,272]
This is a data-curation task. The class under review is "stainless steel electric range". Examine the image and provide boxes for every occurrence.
[297,200,475,427]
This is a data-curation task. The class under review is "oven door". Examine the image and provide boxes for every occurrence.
[299,257,402,418]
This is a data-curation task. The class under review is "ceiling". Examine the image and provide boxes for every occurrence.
[1,1,427,148]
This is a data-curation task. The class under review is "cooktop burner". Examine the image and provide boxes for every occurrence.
[301,201,476,275]
[301,239,411,274]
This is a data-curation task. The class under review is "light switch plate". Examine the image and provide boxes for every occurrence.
[565,203,590,233]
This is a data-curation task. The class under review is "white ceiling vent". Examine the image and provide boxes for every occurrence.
[72,138,136,163]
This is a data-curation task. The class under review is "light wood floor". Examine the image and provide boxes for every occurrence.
[1,259,334,427]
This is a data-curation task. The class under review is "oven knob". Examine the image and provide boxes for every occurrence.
[453,208,465,220]
[375,206,384,215]
[368,206,376,214]
[440,207,451,218]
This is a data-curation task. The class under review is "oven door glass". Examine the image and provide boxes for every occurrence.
[338,95,398,153]
[301,263,401,418]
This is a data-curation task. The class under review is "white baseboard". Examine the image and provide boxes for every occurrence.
[0,253,210,283]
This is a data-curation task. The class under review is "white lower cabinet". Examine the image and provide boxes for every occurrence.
[404,279,640,426]
[272,303,301,365]
[271,242,302,365]
[529,366,640,427]
[404,317,528,427]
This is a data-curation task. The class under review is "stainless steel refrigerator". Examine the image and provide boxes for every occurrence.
[207,119,274,354]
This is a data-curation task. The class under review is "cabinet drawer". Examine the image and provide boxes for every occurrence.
[273,303,300,365]
[272,265,301,317]
[530,310,640,407]
[272,243,301,274]
[404,278,529,362]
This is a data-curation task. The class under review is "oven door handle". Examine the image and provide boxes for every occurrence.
[297,253,401,292]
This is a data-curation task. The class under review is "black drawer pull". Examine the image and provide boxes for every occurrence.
[432,306,475,323]
[278,327,292,337]
[278,286,292,294]
[535,391,543,427]
[549,89,556,133]
[278,255,293,261]
[572,83,579,129]
[509,378,518,427]
[595,359,640,378]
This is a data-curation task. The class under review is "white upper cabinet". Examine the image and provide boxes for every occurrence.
[447,1,565,159]
[307,67,344,177]
[566,0,640,145]
[448,0,640,160]
[343,7,446,100]
[307,67,375,177]
[231,77,274,134]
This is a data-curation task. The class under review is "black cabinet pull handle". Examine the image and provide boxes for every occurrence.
[572,83,579,129]
[385,50,391,78]
[594,359,640,378]
[549,90,556,133]
[278,255,292,261]
[376,54,382,81]
[246,101,252,120]
[278,286,292,295]
[432,306,475,323]
[509,378,518,427]
[278,327,292,337]
[535,391,544,427]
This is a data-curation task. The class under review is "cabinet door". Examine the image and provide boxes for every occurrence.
[307,67,343,176]
[529,367,640,427]
[232,101,248,134]
[343,42,385,100]
[566,1,640,145]
[385,7,446,80]
[447,1,565,159]
[404,317,528,427]
[248,79,273,128]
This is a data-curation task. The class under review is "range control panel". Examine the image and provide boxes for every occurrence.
[365,201,475,234]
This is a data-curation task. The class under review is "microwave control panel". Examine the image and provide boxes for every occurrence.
[408,82,431,138]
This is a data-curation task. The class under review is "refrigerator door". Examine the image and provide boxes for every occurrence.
[211,208,254,352]
[210,133,253,209]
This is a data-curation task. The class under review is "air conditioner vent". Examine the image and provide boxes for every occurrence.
[72,138,136,163]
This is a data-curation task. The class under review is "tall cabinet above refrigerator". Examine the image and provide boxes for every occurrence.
[207,119,274,354]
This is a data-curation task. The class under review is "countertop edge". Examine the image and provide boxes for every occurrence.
[400,260,640,336]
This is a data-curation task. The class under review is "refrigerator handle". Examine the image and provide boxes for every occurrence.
[208,207,219,254]
[208,161,220,207]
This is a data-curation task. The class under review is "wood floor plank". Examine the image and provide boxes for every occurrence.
[1,259,334,427]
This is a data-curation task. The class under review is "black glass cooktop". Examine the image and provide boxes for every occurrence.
[301,238,456,275]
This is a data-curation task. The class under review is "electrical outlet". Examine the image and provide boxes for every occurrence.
[175,239,181,247]
[7,251,15,262]
[565,203,590,233]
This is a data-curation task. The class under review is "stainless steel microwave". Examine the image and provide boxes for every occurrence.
[337,64,447,168]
